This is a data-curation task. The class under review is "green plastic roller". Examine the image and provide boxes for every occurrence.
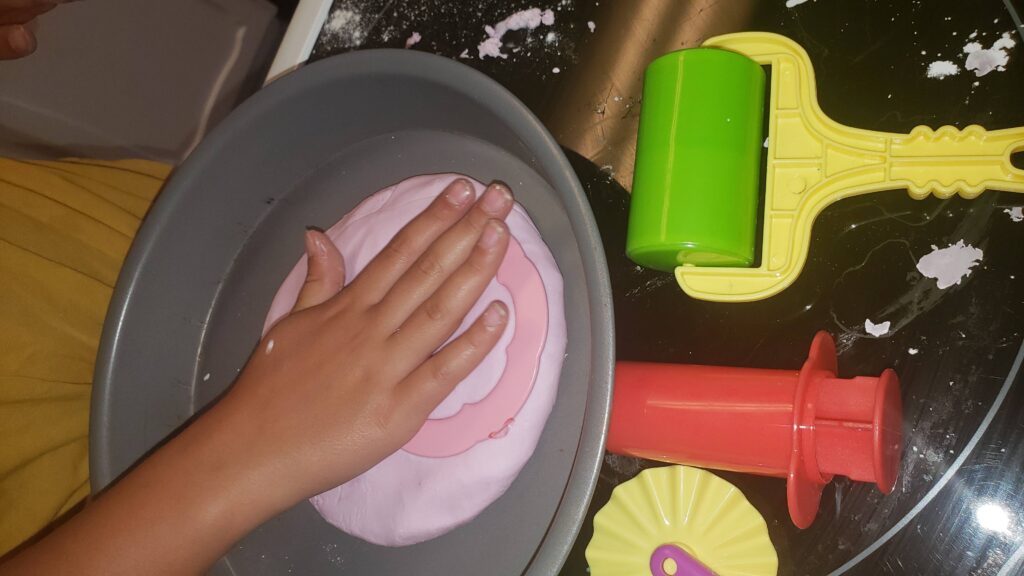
[628,47,765,271]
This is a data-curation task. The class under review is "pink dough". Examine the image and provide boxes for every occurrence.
[262,173,567,546]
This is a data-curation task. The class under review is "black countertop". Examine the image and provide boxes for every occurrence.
[310,1,1024,574]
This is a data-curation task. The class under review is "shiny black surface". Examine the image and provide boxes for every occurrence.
[312,1,1024,574]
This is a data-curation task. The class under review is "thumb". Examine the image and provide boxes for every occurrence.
[0,24,36,59]
[292,230,346,313]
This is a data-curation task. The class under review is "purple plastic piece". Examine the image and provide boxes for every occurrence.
[649,544,716,576]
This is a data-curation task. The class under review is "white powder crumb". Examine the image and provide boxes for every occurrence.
[865,319,891,337]
[916,240,984,289]
[927,60,960,79]
[478,37,506,59]
[477,8,556,59]
[763,137,769,148]
[908,348,919,355]
[324,8,366,48]
[459,48,470,59]
[1004,207,1024,222]
[785,0,810,7]
[404,31,421,48]
[963,33,1015,77]
[545,31,558,44]
[203,372,211,381]
[587,20,596,32]
[969,30,979,39]
[552,66,561,73]
[994,33,1016,51]
[265,339,275,354]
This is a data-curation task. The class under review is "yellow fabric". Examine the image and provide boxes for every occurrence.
[0,158,169,555]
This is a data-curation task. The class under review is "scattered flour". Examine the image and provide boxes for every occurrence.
[908,348,920,355]
[323,7,367,48]
[926,60,960,79]
[785,0,810,7]
[552,66,561,73]
[587,21,596,33]
[477,7,556,59]
[916,240,984,289]
[865,319,891,337]
[1005,207,1024,222]
[404,31,421,49]
[963,33,1016,77]
[203,372,211,381]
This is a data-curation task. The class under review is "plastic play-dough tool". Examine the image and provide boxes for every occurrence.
[586,465,778,576]
[628,31,1024,302]
[607,332,902,528]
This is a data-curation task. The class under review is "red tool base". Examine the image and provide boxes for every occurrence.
[607,331,903,528]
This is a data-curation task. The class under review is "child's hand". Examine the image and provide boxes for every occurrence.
[213,178,514,507]
[0,178,515,576]
[0,179,516,576]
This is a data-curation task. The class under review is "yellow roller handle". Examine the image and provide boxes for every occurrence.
[676,32,1024,303]
[892,125,1024,198]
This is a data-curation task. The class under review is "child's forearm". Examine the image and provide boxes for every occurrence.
[0,402,274,576]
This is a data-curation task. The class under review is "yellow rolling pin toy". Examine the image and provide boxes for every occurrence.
[627,32,1024,302]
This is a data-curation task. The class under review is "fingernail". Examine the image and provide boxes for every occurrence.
[482,302,508,328]
[304,230,327,258]
[8,27,36,57]
[480,183,512,214]
[478,220,505,249]
[444,179,474,206]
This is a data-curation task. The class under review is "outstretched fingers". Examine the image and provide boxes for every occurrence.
[399,301,509,412]
[343,178,476,306]
[388,218,510,372]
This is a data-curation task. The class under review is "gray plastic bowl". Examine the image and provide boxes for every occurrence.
[91,49,613,575]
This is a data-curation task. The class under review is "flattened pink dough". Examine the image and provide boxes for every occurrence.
[262,174,567,546]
